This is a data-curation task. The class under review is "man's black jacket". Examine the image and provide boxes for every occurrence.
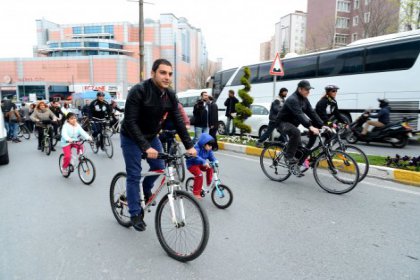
[121,79,193,151]
[276,91,323,128]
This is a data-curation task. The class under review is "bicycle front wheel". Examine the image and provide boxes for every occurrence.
[90,137,99,154]
[211,184,233,209]
[103,135,114,158]
[78,158,96,185]
[44,137,51,156]
[335,144,369,182]
[260,144,291,182]
[313,150,359,194]
[155,190,209,262]
[109,172,131,227]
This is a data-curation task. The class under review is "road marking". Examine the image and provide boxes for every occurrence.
[218,151,420,196]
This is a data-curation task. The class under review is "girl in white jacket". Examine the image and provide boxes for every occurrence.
[60,112,92,175]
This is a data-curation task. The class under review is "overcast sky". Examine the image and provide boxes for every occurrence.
[1,0,307,69]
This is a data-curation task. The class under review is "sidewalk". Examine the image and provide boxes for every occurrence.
[217,141,420,187]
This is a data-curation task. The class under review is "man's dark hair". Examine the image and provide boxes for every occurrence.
[279,88,288,95]
[200,91,207,97]
[228,90,234,95]
[152,59,172,72]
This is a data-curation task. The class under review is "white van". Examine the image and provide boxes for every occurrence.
[177,88,212,118]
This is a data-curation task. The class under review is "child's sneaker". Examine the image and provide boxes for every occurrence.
[193,193,203,200]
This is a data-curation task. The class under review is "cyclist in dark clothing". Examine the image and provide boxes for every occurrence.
[120,58,197,232]
[275,80,323,164]
[89,91,112,148]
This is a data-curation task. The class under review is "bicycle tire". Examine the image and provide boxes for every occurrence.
[18,125,31,140]
[260,144,291,182]
[103,135,114,158]
[335,144,369,182]
[78,158,96,185]
[52,133,60,147]
[58,154,71,178]
[170,143,185,182]
[90,137,99,154]
[211,184,233,209]
[44,137,51,156]
[34,128,39,139]
[313,150,359,194]
[155,190,209,262]
[109,172,131,227]
[185,177,194,193]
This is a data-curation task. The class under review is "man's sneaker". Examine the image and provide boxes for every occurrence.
[130,215,147,232]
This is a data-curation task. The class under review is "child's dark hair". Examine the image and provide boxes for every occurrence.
[66,112,76,120]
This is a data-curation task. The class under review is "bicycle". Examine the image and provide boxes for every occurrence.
[58,140,96,185]
[260,126,360,195]
[38,121,54,156]
[185,161,233,209]
[17,122,31,140]
[110,152,210,262]
[108,113,123,137]
[89,117,114,158]
[160,130,186,182]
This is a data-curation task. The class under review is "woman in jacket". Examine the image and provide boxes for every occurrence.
[30,101,58,151]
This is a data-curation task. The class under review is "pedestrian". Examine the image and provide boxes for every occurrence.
[224,89,239,136]
[192,91,211,143]
[256,87,288,147]
[120,58,196,232]
[208,95,219,151]
[6,102,21,143]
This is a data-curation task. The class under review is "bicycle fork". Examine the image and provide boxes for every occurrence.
[168,186,186,228]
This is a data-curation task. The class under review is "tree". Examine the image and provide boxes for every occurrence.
[400,0,420,30]
[181,63,218,90]
[233,67,254,137]
[358,0,400,38]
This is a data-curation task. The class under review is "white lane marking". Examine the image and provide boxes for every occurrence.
[217,151,420,196]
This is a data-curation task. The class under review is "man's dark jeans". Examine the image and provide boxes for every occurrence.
[278,122,301,159]
[258,121,287,143]
[121,133,164,217]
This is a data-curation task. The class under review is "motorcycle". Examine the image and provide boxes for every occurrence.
[345,112,415,148]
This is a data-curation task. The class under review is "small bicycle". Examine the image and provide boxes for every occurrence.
[58,140,96,185]
[185,162,233,209]
[110,152,210,262]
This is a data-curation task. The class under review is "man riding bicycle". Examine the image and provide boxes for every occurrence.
[275,80,323,164]
[120,58,197,232]
[89,91,112,149]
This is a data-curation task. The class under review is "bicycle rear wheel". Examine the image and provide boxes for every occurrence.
[109,172,131,227]
[334,144,369,182]
[103,135,114,158]
[58,154,71,178]
[78,158,96,185]
[18,125,31,140]
[313,150,359,194]
[211,184,233,209]
[260,144,291,182]
[155,190,209,262]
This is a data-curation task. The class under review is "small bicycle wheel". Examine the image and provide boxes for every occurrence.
[335,144,369,182]
[313,150,359,194]
[185,177,194,192]
[58,154,71,178]
[260,144,291,182]
[44,137,51,156]
[211,184,233,209]
[110,172,131,227]
[103,135,114,158]
[78,158,96,185]
[155,190,209,262]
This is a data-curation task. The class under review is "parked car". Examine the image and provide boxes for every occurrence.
[0,109,10,165]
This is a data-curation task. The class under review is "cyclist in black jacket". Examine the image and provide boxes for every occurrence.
[89,91,112,148]
[275,80,323,164]
[120,58,197,231]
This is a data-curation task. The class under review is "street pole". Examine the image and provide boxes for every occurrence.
[139,0,144,82]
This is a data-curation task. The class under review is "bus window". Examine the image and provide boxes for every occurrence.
[282,56,317,80]
[212,68,236,100]
[231,65,259,86]
[318,48,364,76]
[257,62,272,83]
[365,40,420,72]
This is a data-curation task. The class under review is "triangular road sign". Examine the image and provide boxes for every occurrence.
[270,52,285,76]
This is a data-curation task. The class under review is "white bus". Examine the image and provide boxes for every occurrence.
[210,30,420,130]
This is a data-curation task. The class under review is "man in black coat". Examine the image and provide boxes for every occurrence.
[224,90,239,135]
[192,91,211,143]
[208,95,219,151]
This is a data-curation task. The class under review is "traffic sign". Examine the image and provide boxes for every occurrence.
[269,52,285,76]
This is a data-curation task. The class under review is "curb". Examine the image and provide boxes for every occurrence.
[217,142,420,187]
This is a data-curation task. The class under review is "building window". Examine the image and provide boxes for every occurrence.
[61,42,81,48]
[354,0,360,9]
[365,0,370,5]
[104,25,114,34]
[72,27,82,34]
[336,17,350,28]
[352,33,358,42]
[335,34,348,45]
[84,26,102,34]
[364,12,370,23]
[337,1,351,12]
[48,43,59,48]
[353,16,359,26]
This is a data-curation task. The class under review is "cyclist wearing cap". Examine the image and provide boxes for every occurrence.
[89,91,112,147]
[361,98,391,135]
[186,133,217,200]
[275,80,323,164]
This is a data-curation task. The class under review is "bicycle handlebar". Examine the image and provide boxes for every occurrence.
[141,152,193,160]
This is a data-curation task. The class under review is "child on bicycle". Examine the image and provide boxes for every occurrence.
[60,112,92,176]
[186,133,218,200]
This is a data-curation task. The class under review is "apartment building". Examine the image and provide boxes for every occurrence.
[0,14,209,102]
[274,11,307,55]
